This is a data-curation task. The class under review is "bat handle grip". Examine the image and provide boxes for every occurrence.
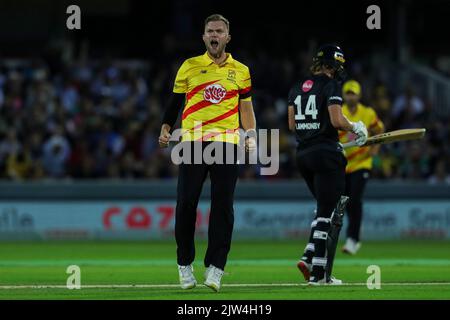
[342,140,358,149]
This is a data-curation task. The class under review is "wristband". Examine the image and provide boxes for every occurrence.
[245,128,257,139]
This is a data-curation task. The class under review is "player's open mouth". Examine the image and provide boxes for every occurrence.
[210,40,219,49]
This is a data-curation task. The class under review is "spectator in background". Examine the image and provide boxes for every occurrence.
[42,126,71,178]
[25,68,54,109]
[427,158,450,185]
[60,79,80,114]
[27,131,44,160]
[392,86,425,129]
[371,82,391,124]
[4,71,25,112]
[398,142,430,180]
[0,74,5,108]
[6,149,33,180]
[141,120,159,160]
[0,129,21,171]
[375,146,399,179]
[0,52,447,181]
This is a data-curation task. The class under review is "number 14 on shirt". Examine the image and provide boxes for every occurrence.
[294,95,318,120]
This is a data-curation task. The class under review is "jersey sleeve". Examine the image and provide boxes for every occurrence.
[325,80,343,106]
[173,60,189,94]
[287,86,297,106]
[239,66,252,101]
[367,107,385,131]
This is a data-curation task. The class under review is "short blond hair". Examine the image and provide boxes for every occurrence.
[205,14,230,32]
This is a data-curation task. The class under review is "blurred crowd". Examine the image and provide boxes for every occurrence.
[0,54,449,183]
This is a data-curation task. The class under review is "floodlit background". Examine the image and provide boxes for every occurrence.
[0,0,449,300]
[0,0,449,181]
[0,0,448,235]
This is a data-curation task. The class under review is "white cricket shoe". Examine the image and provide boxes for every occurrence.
[308,276,343,286]
[178,264,197,289]
[204,265,212,279]
[327,276,343,285]
[297,260,312,282]
[342,238,361,255]
[204,265,224,292]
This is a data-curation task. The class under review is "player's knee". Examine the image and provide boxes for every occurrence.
[211,197,234,211]
[316,203,337,219]
[210,206,234,225]
[176,197,198,212]
[347,201,362,213]
[313,218,331,235]
[313,229,328,241]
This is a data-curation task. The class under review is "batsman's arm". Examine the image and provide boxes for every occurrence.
[330,105,368,147]
[159,93,185,148]
[288,105,295,132]
[328,104,354,131]
[287,86,296,132]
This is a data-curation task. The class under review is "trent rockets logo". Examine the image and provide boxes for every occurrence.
[302,80,314,92]
[204,84,227,104]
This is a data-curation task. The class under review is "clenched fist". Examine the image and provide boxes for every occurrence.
[245,137,257,153]
[159,126,171,148]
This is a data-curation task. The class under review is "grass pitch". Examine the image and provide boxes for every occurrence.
[0,240,449,299]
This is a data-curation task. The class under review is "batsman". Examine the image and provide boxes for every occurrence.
[288,45,368,284]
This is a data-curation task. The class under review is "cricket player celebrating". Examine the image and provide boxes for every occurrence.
[288,45,368,285]
[339,80,385,254]
[158,14,256,292]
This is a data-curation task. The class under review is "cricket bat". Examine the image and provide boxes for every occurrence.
[342,128,426,149]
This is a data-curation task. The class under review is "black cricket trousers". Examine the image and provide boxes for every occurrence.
[345,169,370,242]
[175,141,239,270]
[297,146,347,276]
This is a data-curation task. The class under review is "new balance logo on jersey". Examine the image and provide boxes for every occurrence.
[302,80,314,92]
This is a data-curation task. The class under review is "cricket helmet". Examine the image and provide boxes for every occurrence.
[312,44,347,82]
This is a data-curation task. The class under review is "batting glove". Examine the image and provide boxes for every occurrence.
[351,121,368,146]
